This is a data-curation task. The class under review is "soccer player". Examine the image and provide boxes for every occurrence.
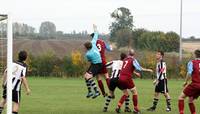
[90,33,112,97]
[103,53,132,112]
[147,51,171,112]
[0,50,31,114]
[83,24,102,99]
[178,49,200,114]
[116,49,153,114]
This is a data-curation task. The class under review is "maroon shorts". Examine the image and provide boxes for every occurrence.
[100,61,108,74]
[118,78,135,90]
[183,83,200,99]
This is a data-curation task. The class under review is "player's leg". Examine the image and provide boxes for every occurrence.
[164,92,171,112]
[103,90,114,112]
[124,95,131,112]
[104,72,110,88]
[97,76,106,97]
[130,87,140,113]
[84,72,93,98]
[188,97,196,114]
[0,98,6,114]
[12,102,19,114]
[178,92,187,114]
[116,89,129,113]
[147,92,160,111]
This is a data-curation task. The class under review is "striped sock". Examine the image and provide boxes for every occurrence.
[0,107,3,114]
[153,98,159,109]
[85,79,92,93]
[104,96,112,110]
[12,112,18,114]
[166,99,171,108]
[125,95,130,109]
[89,78,99,92]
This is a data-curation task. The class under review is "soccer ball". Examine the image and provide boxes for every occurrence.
[113,9,123,18]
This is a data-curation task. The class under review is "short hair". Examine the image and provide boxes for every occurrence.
[18,50,27,61]
[194,49,200,58]
[128,49,135,56]
[90,33,94,38]
[120,53,127,60]
[84,42,92,50]
[158,50,164,57]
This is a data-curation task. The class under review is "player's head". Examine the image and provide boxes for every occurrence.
[120,53,127,60]
[156,50,164,60]
[128,49,135,56]
[194,49,200,58]
[18,50,27,62]
[84,41,92,50]
[90,33,94,38]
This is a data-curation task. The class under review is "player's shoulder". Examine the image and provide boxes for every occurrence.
[14,61,28,68]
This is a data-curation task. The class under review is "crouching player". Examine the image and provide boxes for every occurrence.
[83,24,102,99]
[103,53,132,112]
[116,49,153,114]
[147,51,171,112]
[178,49,200,114]
[0,50,31,114]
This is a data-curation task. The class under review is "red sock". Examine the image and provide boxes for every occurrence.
[118,95,127,108]
[98,80,105,95]
[106,78,110,87]
[189,103,196,114]
[178,100,184,114]
[133,95,139,112]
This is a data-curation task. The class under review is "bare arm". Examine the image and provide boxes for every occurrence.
[141,67,153,73]
[22,77,31,95]
[183,74,191,87]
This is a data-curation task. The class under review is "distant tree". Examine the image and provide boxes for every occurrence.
[132,28,149,48]
[39,21,56,38]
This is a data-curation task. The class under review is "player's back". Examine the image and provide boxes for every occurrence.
[191,59,200,84]
[110,60,123,79]
[96,39,106,62]
[120,56,135,80]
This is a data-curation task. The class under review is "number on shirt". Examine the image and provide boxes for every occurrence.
[97,44,101,51]
[199,63,200,75]
[123,61,128,68]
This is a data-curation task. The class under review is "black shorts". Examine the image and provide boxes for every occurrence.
[2,88,21,103]
[87,63,103,76]
[155,79,169,93]
[109,78,123,91]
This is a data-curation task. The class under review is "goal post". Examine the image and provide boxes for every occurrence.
[0,14,13,114]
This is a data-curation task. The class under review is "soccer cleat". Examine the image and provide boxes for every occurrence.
[115,107,121,113]
[92,92,100,99]
[86,92,93,98]
[166,107,171,112]
[124,107,131,112]
[103,108,107,112]
[147,107,156,111]
[133,110,141,114]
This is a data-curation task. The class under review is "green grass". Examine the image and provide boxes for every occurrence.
[1,77,200,114]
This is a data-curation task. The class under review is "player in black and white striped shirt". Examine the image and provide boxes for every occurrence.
[0,51,31,114]
[147,51,171,112]
[103,53,131,112]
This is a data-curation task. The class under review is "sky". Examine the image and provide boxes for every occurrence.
[1,0,200,38]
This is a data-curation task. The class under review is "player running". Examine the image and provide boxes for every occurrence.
[103,53,132,112]
[116,49,153,114]
[83,24,102,99]
[90,33,112,97]
[147,50,171,112]
[0,50,31,114]
[178,49,200,114]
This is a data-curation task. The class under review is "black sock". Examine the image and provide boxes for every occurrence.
[89,78,98,92]
[166,99,171,108]
[0,107,3,114]
[125,95,130,109]
[12,112,18,114]
[152,98,159,109]
[85,79,92,93]
[104,96,112,110]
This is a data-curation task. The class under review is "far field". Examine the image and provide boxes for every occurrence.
[0,78,199,114]
[182,41,200,52]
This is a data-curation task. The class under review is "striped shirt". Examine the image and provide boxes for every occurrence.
[106,60,123,79]
[156,60,167,80]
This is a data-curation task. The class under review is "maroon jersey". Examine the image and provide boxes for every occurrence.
[119,56,135,80]
[96,39,107,64]
[191,59,200,84]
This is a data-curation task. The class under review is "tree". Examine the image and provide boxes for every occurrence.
[109,7,134,48]
[39,21,56,38]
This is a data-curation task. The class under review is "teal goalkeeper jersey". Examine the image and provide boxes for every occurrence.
[85,32,102,64]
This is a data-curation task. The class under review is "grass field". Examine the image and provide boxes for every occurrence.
[0,77,200,114]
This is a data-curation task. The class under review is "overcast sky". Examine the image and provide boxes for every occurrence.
[1,0,200,38]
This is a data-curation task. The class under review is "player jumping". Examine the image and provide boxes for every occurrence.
[116,49,153,114]
[178,49,200,114]
[83,24,102,99]
[0,50,31,114]
[147,50,171,112]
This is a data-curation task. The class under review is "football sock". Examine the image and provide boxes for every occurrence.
[152,98,159,109]
[85,78,92,93]
[166,98,171,108]
[133,95,139,112]
[118,95,127,108]
[125,95,130,109]
[98,80,105,95]
[178,99,184,114]
[89,78,98,92]
[0,107,3,114]
[104,95,112,110]
[189,103,196,114]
